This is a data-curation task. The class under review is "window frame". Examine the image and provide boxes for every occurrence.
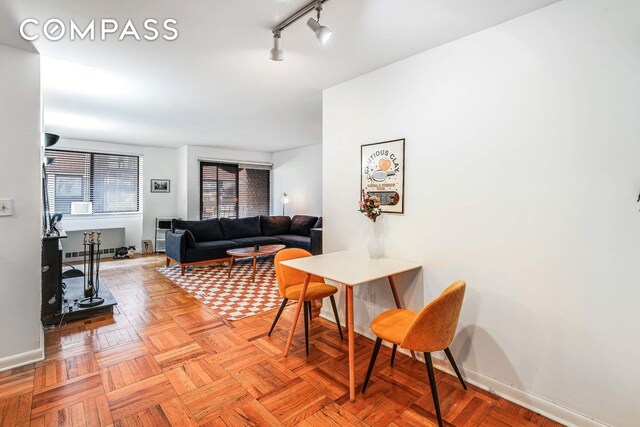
[44,149,143,216]
[199,161,271,220]
[199,161,240,220]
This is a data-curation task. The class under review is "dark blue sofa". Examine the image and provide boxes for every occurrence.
[165,215,321,275]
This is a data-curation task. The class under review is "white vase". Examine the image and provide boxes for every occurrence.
[367,220,384,259]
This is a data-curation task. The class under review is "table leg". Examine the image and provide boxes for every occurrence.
[227,256,235,278]
[284,273,310,357]
[252,256,257,282]
[346,285,355,402]
[388,275,417,360]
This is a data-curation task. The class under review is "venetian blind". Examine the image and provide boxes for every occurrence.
[44,149,142,214]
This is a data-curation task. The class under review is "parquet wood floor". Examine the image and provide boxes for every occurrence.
[0,255,564,426]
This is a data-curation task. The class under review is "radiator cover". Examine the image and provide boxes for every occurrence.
[62,227,125,262]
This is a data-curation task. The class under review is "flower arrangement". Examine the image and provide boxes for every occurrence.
[358,192,382,222]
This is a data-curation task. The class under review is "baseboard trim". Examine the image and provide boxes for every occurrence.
[319,309,609,427]
[0,326,45,373]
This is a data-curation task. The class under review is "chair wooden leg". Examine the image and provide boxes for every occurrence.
[284,274,310,357]
[424,352,443,427]
[303,301,310,355]
[444,348,467,390]
[268,298,288,336]
[329,295,343,340]
[362,337,382,394]
[391,344,397,367]
[165,257,170,267]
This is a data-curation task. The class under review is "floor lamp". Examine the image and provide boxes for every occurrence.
[281,192,289,215]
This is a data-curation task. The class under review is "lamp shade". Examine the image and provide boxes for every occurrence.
[44,133,60,147]
[281,192,289,204]
[306,18,332,44]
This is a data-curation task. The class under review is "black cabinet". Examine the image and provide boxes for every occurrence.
[41,231,118,326]
[41,233,65,324]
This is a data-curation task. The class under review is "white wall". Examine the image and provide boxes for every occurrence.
[322,1,640,426]
[176,145,188,220]
[272,144,322,217]
[53,138,179,248]
[0,44,43,369]
[184,145,272,220]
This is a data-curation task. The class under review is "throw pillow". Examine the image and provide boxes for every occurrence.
[172,218,223,242]
[290,215,319,237]
[261,216,291,236]
[313,217,323,229]
[220,216,262,239]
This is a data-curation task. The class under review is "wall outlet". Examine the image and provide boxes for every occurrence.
[0,199,12,216]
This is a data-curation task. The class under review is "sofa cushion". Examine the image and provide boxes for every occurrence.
[185,240,239,263]
[174,229,196,248]
[290,215,319,237]
[274,234,311,250]
[313,217,323,229]
[172,218,223,242]
[192,240,238,250]
[261,216,291,236]
[232,236,282,247]
[220,216,262,239]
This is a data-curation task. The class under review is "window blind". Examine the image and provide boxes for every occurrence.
[201,162,238,219]
[200,162,270,219]
[45,149,142,214]
[238,167,270,217]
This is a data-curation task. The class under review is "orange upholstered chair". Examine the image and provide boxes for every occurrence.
[362,280,467,427]
[269,248,343,354]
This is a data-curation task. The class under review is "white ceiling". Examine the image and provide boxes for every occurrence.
[0,0,558,152]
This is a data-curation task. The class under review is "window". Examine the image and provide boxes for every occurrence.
[200,162,270,219]
[238,167,270,218]
[45,149,142,214]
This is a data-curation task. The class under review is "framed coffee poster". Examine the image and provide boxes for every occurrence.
[361,138,405,213]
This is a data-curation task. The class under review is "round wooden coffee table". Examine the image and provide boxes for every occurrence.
[226,244,286,282]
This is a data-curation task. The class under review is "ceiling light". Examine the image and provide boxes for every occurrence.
[270,31,283,61]
[306,18,331,44]
[306,2,332,45]
[270,0,332,61]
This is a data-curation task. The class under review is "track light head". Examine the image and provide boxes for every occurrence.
[269,0,332,59]
[306,17,332,45]
[270,31,283,61]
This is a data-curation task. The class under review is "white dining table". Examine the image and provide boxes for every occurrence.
[279,250,422,402]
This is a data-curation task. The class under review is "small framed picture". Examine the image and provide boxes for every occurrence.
[361,139,405,213]
[141,239,154,254]
[151,179,170,193]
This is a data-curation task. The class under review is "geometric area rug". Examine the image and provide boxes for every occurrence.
[157,257,289,321]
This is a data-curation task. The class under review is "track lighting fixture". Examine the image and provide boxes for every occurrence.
[307,3,332,45]
[270,30,283,61]
[270,0,331,61]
